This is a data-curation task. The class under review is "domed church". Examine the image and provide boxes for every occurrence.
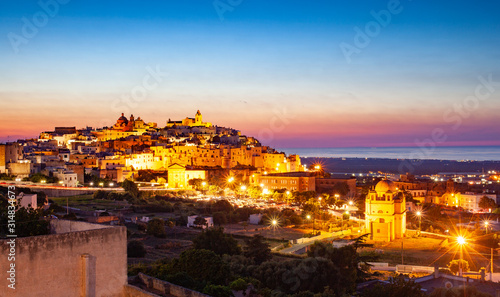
[365,179,406,241]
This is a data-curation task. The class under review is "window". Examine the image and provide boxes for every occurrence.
[377,229,380,233]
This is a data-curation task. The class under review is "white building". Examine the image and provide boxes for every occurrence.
[249,214,263,225]
[459,193,497,213]
[187,215,214,229]
[54,170,79,187]
[17,193,37,209]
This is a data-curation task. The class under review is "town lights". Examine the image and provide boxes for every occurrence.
[202,181,206,187]
[109,182,114,187]
[240,185,246,191]
[41,180,46,184]
[457,236,466,245]
[228,177,234,183]
[90,182,94,186]
[99,182,104,187]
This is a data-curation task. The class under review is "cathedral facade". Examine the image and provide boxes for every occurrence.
[365,180,406,241]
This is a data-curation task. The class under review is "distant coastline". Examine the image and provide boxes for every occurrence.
[278,146,500,162]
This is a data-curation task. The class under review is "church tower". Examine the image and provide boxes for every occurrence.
[195,110,202,125]
[365,180,406,241]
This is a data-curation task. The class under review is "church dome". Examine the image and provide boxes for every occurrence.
[375,180,397,193]
[117,113,128,125]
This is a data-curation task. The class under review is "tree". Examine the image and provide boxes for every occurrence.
[213,199,233,212]
[193,227,241,255]
[169,249,230,285]
[147,218,166,238]
[122,179,139,198]
[448,259,470,275]
[0,196,49,237]
[429,286,492,297]
[360,277,425,297]
[202,284,234,297]
[127,240,147,258]
[244,234,272,264]
[213,212,228,226]
[478,196,496,211]
[188,178,204,191]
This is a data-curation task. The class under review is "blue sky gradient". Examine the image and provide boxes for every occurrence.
[1,0,499,147]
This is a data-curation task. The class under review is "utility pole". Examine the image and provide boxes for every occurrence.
[401,237,404,265]
[491,248,494,281]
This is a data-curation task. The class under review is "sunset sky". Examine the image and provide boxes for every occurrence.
[1,0,499,148]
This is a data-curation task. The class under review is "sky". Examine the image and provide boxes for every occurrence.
[1,0,499,148]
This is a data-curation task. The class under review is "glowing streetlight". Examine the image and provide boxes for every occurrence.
[260,183,264,188]
[348,201,353,206]
[90,182,94,186]
[240,185,247,191]
[457,235,467,276]
[416,211,422,232]
[228,177,235,183]
[485,221,489,234]
[99,182,104,187]
[272,220,277,226]
[202,181,207,187]
[109,182,114,187]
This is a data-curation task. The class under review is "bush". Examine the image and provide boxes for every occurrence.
[127,240,147,258]
[203,284,234,297]
[230,278,248,291]
[147,218,166,238]
[213,212,228,226]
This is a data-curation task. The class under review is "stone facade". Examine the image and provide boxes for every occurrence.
[0,220,127,297]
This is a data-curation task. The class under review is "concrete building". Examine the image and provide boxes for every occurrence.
[166,110,212,128]
[54,170,79,187]
[0,220,127,297]
[0,143,23,174]
[365,180,406,241]
[16,193,37,209]
[187,215,214,229]
[167,163,206,189]
[256,172,316,192]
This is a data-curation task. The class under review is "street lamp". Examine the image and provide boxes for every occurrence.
[416,211,422,232]
[306,214,314,233]
[457,236,467,276]
[485,221,489,234]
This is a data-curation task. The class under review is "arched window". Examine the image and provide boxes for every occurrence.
[378,210,383,214]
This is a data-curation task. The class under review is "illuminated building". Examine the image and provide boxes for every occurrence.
[166,110,212,128]
[167,163,206,189]
[365,180,406,241]
[92,114,157,141]
[256,172,315,192]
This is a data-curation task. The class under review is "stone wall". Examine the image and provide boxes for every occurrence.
[137,273,210,297]
[0,220,127,297]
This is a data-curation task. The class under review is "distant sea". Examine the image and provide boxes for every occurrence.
[278,146,500,161]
